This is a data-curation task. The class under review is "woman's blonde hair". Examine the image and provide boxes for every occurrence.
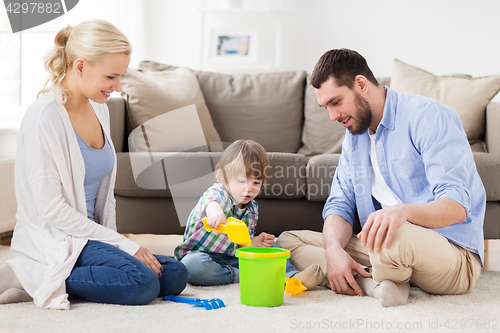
[215,140,270,185]
[38,19,131,104]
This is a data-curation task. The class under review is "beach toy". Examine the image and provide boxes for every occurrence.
[285,276,307,296]
[162,296,225,310]
[235,247,290,307]
[202,217,251,246]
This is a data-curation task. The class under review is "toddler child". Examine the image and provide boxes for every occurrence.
[174,139,324,288]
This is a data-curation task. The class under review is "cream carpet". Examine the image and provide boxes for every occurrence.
[1,245,499,333]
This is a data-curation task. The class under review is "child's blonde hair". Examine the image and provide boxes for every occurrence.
[38,19,131,104]
[215,140,270,185]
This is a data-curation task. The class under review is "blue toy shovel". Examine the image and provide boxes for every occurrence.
[163,295,225,310]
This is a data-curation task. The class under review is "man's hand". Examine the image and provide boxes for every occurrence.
[252,232,275,247]
[357,205,407,253]
[324,245,371,296]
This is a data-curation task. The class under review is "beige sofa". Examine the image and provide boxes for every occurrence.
[107,60,500,240]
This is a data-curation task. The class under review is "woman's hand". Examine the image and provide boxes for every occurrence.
[134,246,163,277]
[251,232,276,247]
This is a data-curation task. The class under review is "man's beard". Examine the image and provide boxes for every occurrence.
[348,91,373,135]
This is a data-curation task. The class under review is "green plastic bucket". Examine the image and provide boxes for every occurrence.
[235,247,290,307]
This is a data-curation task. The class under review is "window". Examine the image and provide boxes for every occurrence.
[0,0,145,128]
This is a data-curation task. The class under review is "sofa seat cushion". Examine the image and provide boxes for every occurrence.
[115,152,307,200]
[390,59,500,145]
[298,76,391,158]
[115,152,172,198]
[304,152,500,202]
[115,152,223,198]
[306,154,340,201]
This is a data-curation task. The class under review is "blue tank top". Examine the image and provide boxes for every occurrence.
[73,127,114,222]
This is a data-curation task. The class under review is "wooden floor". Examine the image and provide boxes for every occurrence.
[1,235,499,271]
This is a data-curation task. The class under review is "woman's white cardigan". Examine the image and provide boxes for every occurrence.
[7,90,141,310]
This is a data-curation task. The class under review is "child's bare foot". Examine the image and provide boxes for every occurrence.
[293,264,325,289]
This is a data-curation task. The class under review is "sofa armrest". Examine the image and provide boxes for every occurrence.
[106,98,127,153]
[486,102,500,156]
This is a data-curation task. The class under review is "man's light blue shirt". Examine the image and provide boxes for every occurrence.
[323,87,486,265]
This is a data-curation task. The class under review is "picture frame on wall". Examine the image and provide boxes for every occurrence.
[208,30,258,64]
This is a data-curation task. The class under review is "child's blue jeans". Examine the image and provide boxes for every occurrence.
[66,240,188,305]
[180,243,299,286]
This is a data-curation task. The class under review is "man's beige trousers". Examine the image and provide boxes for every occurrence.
[277,223,481,294]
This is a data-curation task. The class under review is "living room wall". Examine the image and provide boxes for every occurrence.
[144,0,500,89]
[1,0,499,131]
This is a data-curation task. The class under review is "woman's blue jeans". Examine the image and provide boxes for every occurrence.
[181,243,299,286]
[66,241,188,305]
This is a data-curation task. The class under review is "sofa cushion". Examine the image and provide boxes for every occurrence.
[297,76,345,157]
[116,151,307,200]
[306,154,340,201]
[298,77,391,158]
[304,152,500,202]
[390,59,500,147]
[115,152,223,198]
[257,153,307,200]
[138,61,306,153]
[120,67,221,151]
[139,61,177,72]
[194,70,307,153]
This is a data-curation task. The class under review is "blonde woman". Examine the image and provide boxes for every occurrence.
[0,19,187,310]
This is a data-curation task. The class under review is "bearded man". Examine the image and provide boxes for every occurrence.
[277,49,485,307]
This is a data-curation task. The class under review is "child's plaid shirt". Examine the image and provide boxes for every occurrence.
[174,183,258,259]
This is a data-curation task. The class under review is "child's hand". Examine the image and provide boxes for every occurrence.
[206,213,227,235]
[252,232,276,247]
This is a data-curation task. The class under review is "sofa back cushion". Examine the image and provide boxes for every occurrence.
[390,58,500,149]
[120,67,221,152]
[298,75,346,157]
[138,61,306,153]
[194,70,307,153]
[115,151,307,200]
[298,76,391,158]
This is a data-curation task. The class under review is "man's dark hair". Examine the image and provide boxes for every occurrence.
[310,49,379,89]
